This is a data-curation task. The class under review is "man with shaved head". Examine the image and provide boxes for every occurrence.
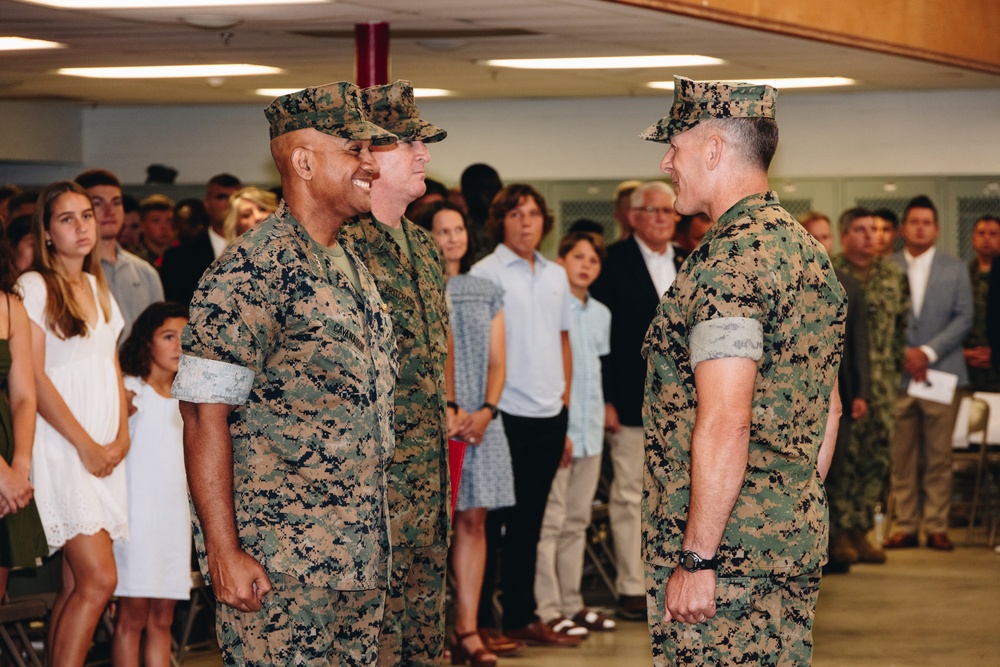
[173,82,399,665]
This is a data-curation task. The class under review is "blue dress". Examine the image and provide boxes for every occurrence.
[448,274,516,512]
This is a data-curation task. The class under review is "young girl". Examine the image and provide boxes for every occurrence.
[112,301,191,667]
[0,235,47,598]
[16,181,129,667]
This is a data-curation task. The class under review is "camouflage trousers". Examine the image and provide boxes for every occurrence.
[827,409,892,531]
[376,541,447,667]
[216,573,384,666]
[646,564,821,667]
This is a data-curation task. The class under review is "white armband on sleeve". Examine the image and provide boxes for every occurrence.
[171,354,255,405]
[690,317,764,370]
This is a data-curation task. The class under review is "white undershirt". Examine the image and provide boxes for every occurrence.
[635,236,677,298]
[903,246,939,363]
[208,227,227,259]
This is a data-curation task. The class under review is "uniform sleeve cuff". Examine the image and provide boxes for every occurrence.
[690,317,764,370]
[171,354,255,405]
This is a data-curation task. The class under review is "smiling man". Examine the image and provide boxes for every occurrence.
[337,80,452,667]
[639,76,846,666]
[172,82,399,666]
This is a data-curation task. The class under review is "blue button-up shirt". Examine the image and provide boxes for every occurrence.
[471,243,572,418]
[567,293,611,457]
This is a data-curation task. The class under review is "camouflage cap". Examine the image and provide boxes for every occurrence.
[362,80,447,144]
[265,81,398,145]
[640,75,777,144]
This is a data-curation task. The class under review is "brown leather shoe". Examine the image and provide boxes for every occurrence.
[505,620,582,647]
[884,532,919,549]
[926,533,954,551]
[477,628,524,656]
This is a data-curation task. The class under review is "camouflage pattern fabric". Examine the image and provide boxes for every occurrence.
[339,214,450,662]
[831,254,910,530]
[647,564,820,667]
[642,191,846,579]
[964,261,1000,391]
[216,573,384,666]
[375,542,448,667]
[641,75,777,144]
[264,80,397,145]
[175,201,398,592]
[362,80,447,144]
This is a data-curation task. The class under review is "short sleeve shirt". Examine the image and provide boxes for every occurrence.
[642,191,846,577]
[471,244,573,418]
[173,202,397,590]
[567,294,611,457]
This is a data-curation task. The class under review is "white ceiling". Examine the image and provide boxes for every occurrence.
[2,0,999,105]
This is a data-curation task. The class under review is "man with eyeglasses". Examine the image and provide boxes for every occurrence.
[590,180,687,621]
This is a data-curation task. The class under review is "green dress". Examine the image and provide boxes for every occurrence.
[0,321,48,568]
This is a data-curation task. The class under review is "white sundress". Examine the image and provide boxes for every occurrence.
[17,271,127,552]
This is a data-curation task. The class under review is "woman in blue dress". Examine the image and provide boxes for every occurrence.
[417,201,516,666]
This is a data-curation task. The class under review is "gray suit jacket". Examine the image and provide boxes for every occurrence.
[891,249,974,386]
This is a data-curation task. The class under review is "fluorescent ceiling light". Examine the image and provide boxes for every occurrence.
[22,0,328,8]
[0,36,65,51]
[256,87,454,98]
[480,55,724,70]
[59,64,284,78]
[413,88,453,98]
[647,76,857,90]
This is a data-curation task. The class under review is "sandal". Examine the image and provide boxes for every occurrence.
[450,630,498,667]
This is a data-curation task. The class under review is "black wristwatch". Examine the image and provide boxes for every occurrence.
[679,550,718,573]
[481,402,499,420]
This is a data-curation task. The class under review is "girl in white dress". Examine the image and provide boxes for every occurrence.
[16,181,129,667]
[112,301,190,667]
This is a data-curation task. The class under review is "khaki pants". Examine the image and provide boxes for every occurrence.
[216,574,384,667]
[890,392,962,534]
[607,425,645,596]
[534,454,603,622]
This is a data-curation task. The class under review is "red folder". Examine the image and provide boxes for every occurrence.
[447,438,467,518]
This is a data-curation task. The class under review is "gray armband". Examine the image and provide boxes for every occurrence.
[171,354,255,405]
[690,317,763,370]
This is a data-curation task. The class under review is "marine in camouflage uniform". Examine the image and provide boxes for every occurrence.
[832,244,910,548]
[338,80,452,667]
[640,76,846,666]
[963,215,1000,391]
[173,82,399,666]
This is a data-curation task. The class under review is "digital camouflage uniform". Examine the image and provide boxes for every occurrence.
[641,200,846,663]
[831,254,910,530]
[174,209,398,664]
[964,260,1000,391]
[340,80,452,667]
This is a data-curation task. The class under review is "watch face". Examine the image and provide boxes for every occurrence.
[682,553,698,570]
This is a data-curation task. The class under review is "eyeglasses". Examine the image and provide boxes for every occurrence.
[632,206,675,216]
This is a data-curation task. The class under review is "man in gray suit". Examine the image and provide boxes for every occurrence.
[886,195,973,551]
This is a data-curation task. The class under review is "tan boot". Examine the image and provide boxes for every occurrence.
[852,528,886,563]
[830,530,859,564]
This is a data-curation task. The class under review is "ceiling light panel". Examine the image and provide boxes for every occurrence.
[59,64,284,78]
[647,77,857,90]
[22,0,329,8]
[481,55,725,69]
[0,36,66,51]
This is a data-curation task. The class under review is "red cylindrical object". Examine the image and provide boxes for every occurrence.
[354,22,389,88]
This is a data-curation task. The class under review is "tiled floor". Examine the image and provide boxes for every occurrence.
[180,530,1000,666]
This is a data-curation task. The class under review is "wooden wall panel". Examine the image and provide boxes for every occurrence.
[616,0,1000,73]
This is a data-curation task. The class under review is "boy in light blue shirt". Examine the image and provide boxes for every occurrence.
[534,230,616,636]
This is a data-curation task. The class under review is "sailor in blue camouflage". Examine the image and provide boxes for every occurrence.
[640,76,846,666]
[173,81,398,666]
[339,80,452,666]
